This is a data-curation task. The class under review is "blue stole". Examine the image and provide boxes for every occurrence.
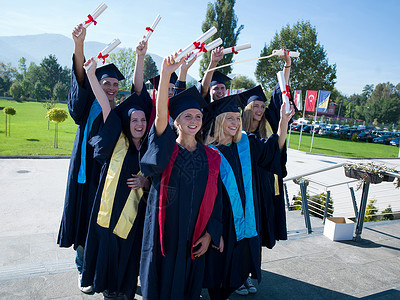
[209,132,257,241]
[77,99,102,183]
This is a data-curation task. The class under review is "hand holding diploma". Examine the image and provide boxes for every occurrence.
[272,49,300,57]
[83,38,121,70]
[75,3,108,37]
[144,15,162,42]
[186,38,223,62]
[277,71,291,114]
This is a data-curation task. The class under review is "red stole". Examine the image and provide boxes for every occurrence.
[158,143,221,259]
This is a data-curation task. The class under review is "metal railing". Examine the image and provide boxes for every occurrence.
[283,163,400,240]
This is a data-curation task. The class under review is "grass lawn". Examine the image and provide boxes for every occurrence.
[287,131,399,158]
[0,99,77,155]
[0,99,399,157]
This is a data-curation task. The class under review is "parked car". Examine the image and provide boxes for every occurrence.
[389,137,400,146]
[357,131,374,143]
[372,134,393,145]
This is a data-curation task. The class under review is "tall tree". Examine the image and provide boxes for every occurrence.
[143,54,158,82]
[40,55,63,96]
[366,82,400,124]
[18,57,27,79]
[255,21,336,92]
[199,0,243,77]
[108,48,136,91]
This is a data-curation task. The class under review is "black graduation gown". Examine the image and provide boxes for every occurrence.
[139,125,223,300]
[80,111,147,299]
[204,133,280,289]
[57,56,103,249]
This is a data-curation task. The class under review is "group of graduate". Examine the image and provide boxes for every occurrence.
[57,22,295,300]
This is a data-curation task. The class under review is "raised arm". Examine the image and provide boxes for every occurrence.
[200,47,224,98]
[277,101,295,149]
[84,58,111,122]
[280,49,292,85]
[178,54,197,82]
[155,54,184,137]
[132,37,148,95]
[72,24,86,87]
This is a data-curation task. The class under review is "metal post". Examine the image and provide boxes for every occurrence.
[283,183,290,211]
[354,182,370,241]
[300,179,312,234]
[323,190,331,224]
[349,187,358,219]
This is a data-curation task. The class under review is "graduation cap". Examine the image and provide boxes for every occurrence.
[202,94,241,137]
[168,86,207,120]
[95,63,125,81]
[114,92,153,122]
[114,92,153,143]
[209,71,231,87]
[239,85,267,109]
[148,72,178,91]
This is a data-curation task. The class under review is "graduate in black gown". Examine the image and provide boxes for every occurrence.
[203,95,295,300]
[199,47,230,103]
[57,23,125,293]
[79,57,152,299]
[139,53,223,300]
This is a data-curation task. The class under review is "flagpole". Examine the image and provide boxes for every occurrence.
[298,91,306,150]
[310,90,320,153]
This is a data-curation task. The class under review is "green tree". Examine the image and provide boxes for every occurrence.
[53,81,68,101]
[33,81,49,101]
[9,81,24,99]
[364,199,378,222]
[231,75,256,90]
[0,62,18,96]
[4,106,16,136]
[18,57,27,79]
[381,205,394,221]
[143,55,158,82]
[255,20,336,92]
[108,48,136,91]
[199,0,243,77]
[46,108,68,148]
[365,83,400,124]
[40,55,63,98]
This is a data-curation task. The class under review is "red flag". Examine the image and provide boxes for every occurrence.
[305,90,318,112]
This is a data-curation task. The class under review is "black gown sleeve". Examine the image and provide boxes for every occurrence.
[67,55,95,125]
[248,133,280,170]
[88,111,122,165]
[206,175,223,247]
[140,123,177,177]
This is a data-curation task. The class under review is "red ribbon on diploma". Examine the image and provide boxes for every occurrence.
[232,47,238,54]
[146,27,154,32]
[193,41,207,53]
[85,14,97,25]
[281,85,292,99]
[97,53,109,64]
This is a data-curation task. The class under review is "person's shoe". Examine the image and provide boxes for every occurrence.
[78,273,93,294]
[235,284,249,295]
[244,276,257,294]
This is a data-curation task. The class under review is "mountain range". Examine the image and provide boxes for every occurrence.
[0,33,195,82]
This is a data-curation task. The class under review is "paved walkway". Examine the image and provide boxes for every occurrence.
[0,151,399,299]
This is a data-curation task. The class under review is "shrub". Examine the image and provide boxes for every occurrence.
[364,199,378,222]
[381,205,394,221]
[351,133,358,142]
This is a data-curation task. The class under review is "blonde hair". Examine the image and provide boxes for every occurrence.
[242,102,267,138]
[205,112,242,145]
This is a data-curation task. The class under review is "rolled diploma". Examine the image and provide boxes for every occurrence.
[82,3,108,29]
[84,38,121,70]
[187,38,223,61]
[222,43,251,55]
[272,49,300,57]
[277,71,291,114]
[174,26,217,62]
[144,15,162,42]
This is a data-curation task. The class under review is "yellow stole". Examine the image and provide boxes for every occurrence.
[97,132,143,239]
